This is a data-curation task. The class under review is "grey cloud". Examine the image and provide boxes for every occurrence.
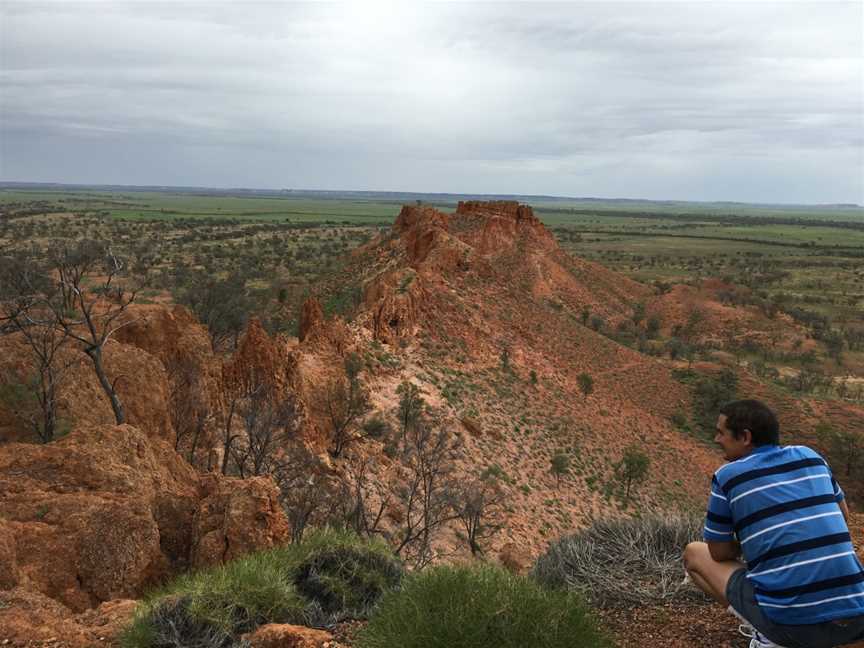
[1,1,861,202]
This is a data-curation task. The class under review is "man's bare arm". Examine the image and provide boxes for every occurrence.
[707,540,740,563]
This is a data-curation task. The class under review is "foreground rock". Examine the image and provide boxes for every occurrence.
[242,623,335,648]
[0,423,289,612]
[0,587,136,648]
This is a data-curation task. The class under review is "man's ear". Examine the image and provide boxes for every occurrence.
[742,428,754,446]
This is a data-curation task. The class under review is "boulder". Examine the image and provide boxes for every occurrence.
[242,623,334,648]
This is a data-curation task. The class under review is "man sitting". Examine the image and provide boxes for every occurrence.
[683,399,864,648]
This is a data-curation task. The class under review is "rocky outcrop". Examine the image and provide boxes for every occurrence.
[113,304,215,377]
[114,302,222,426]
[190,474,290,567]
[298,297,325,343]
[297,298,351,356]
[222,318,292,401]
[0,423,290,611]
[363,269,425,344]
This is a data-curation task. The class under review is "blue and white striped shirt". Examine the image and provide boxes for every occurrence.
[704,444,864,625]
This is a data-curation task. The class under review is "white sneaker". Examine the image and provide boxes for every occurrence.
[728,605,789,648]
[737,622,788,648]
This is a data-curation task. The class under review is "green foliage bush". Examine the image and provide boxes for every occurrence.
[356,564,610,648]
[121,596,242,648]
[531,513,705,606]
[121,529,401,648]
[362,415,389,439]
[292,531,403,623]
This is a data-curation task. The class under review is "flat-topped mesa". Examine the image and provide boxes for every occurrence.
[455,200,538,224]
[453,200,556,255]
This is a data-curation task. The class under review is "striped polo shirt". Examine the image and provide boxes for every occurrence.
[704,444,864,625]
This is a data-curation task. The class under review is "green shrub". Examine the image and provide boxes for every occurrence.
[122,549,306,647]
[357,564,609,648]
[121,596,242,648]
[531,513,705,606]
[121,529,401,648]
[292,530,403,623]
[362,415,389,439]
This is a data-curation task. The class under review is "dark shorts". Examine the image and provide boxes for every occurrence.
[727,568,864,648]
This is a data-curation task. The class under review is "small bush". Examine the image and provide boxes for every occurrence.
[362,415,389,439]
[531,513,705,606]
[122,550,306,647]
[357,564,609,648]
[121,529,400,648]
[292,530,403,623]
[121,596,246,648]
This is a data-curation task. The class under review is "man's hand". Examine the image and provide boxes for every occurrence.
[707,540,740,562]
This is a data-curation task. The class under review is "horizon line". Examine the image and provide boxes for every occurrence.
[0,181,861,210]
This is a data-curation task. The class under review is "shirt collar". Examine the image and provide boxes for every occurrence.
[751,444,779,455]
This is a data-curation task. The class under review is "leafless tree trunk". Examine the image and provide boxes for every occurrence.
[321,374,370,458]
[392,420,459,569]
[221,395,240,475]
[232,390,298,477]
[451,477,506,556]
[166,357,212,467]
[273,446,337,544]
[0,254,77,442]
[336,452,392,538]
[45,241,140,425]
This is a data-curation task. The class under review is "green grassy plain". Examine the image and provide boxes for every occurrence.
[2,186,861,359]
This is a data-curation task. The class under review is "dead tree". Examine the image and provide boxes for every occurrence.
[321,373,370,458]
[45,241,139,425]
[336,451,393,539]
[396,380,424,441]
[232,390,299,478]
[392,419,460,568]
[273,446,338,544]
[451,476,506,556]
[166,356,212,467]
[0,253,77,442]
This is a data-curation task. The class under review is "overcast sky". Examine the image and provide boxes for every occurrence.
[1,1,862,203]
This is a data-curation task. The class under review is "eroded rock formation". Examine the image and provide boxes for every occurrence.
[0,423,289,612]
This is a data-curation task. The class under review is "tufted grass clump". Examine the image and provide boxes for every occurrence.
[531,512,705,606]
[356,564,610,648]
[291,527,403,625]
[121,528,402,648]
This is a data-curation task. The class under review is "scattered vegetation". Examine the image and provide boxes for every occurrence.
[817,422,863,479]
[613,445,650,503]
[532,513,705,606]
[357,564,610,648]
[577,373,594,399]
[550,452,570,488]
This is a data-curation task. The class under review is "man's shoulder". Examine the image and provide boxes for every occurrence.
[780,444,825,462]
[712,445,824,482]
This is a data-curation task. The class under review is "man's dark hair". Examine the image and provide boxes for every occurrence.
[719,399,780,446]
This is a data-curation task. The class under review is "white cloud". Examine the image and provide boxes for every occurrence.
[1,1,861,202]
